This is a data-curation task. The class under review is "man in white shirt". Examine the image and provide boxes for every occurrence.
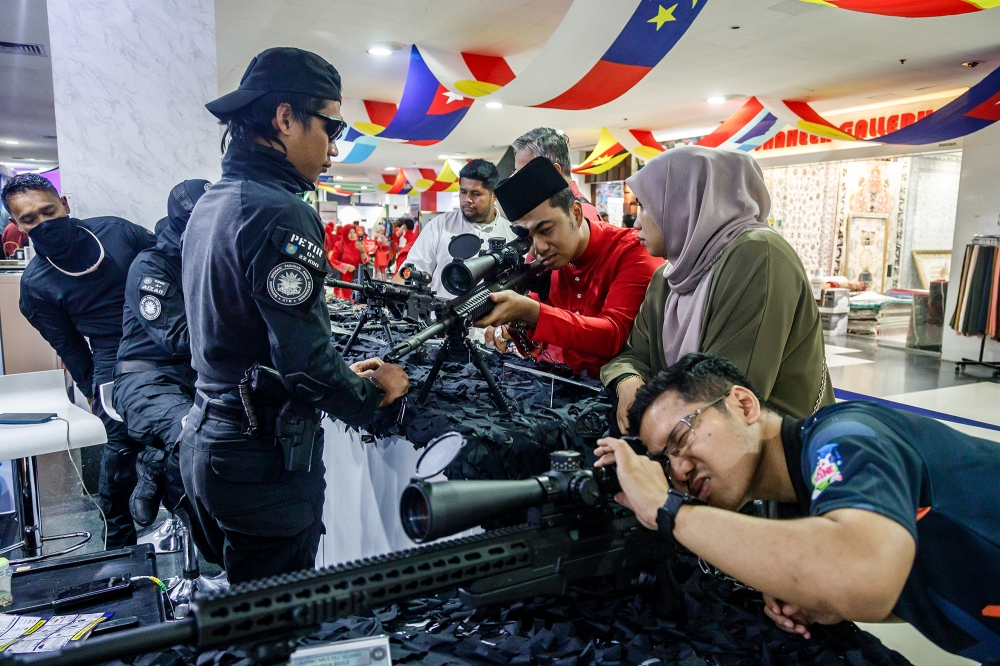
[393,159,515,296]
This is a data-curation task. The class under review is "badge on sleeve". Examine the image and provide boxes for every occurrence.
[139,295,162,321]
[267,262,313,306]
[810,444,843,500]
[279,229,325,270]
[139,277,170,296]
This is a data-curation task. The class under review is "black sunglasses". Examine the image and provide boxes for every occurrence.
[309,111,348,143]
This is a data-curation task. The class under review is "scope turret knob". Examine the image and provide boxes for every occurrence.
[549,450,582,471]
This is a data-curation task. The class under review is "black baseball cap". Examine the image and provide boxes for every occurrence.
[206,47,342,118]
[494,156,570,222]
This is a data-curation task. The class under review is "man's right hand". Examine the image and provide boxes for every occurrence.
[483,325,510,353]
[615,375,645,434]
[371,363,410,407]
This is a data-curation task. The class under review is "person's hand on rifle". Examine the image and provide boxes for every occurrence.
[594,437,670,531]
[475,290,540,328]
[484,325,510,353]
[350,357,382,377]
[369,362,410,407]
[614,375,646,434]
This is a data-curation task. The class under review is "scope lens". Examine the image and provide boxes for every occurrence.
[400,485,431,542]
[441,265,473,295]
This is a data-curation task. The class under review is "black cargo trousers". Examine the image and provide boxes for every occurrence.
[179,392,326,584]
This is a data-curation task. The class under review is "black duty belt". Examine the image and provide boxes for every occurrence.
[114,359,191,376]
[194,390,245,424]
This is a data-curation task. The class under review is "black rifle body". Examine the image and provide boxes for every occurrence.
[11,511,669,666]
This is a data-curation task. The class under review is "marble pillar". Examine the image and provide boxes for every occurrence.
[941,121,1000,364]
[46,0,220,228]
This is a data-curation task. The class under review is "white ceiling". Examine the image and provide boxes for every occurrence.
[3,0,999,178]
[0,0,58,167]
[215,0,1000,179]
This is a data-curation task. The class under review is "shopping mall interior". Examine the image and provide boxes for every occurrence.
[0,1,999,665]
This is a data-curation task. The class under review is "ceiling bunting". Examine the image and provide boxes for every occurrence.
[799,0,999,17]
[421,0,708,110]
[316,183,356,196]
[609,128,667,160]
[330,127,380,164]
[351,46,474,144]
[377,171,414,195]
[696,97,785,151]
[761,63,1000,144]
[402,159,466,193]
[573,128,632,174]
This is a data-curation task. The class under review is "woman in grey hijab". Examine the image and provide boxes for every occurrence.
[602,146,831,433]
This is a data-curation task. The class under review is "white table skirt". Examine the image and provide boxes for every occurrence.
[315,418,428,568]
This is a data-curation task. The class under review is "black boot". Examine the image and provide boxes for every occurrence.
[130,447,167,527]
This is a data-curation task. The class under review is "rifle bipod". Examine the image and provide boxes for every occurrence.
[415,326,514,413]
[341,301,396,356]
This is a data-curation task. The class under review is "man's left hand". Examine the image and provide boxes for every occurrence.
[475,291,540,328]
[594,437,670,530]
[350,357,383,377]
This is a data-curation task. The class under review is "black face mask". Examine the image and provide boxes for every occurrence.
[27,215,76,259]
[28,216,103,274]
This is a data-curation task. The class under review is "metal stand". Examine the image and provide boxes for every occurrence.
[417,327,514,413]
[138,515,182,553]
[166,521,228,617]
[342,303,396,356]
[955,334,1000,380]
[1,455,91,564]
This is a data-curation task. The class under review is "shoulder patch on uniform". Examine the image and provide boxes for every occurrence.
[810,443,843,500]
[267,262,313,306]
[279,229,325,270]
[139,276,170,296]
[139,295,162,321]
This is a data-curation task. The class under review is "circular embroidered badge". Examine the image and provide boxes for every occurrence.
[139,295,162,321]
[267,262,313,306]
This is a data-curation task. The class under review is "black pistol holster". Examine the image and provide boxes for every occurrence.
[239,364,317,472]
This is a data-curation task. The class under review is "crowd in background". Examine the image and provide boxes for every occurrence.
[323,216,419,298]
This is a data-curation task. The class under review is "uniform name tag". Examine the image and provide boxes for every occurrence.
[280,230,325,270]
[139,277,169,296]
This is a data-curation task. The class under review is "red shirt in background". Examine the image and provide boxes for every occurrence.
[529,221,663,378]
[568,181,602,225]
[2,222,28,258]
[395,227,419,269]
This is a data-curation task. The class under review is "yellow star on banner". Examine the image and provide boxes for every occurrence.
[648,4,678,29]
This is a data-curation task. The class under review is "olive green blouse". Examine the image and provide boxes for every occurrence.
[601,229,833,418]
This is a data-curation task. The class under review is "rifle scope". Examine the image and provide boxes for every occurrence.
[400,450,621,543]
[441,234,532,296]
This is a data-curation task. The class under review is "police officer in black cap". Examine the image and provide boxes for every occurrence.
[1,173,155,549]
[182,47,410,583]
[114,180,211,552]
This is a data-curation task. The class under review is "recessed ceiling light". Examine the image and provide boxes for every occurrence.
[707,96,726,104]
[367,41,405,57]
[485,102,502,109]
[334,175,344,181]
[556,129,565,135]
[3,140,19,145]
[438,154,448,159]
[384,166,396,171]
[361,186,368,190]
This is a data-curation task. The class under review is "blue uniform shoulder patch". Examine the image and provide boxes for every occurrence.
[267,262,313,306]
[278,228,324,270]
[139,294,162,320]
[139,276,170,296]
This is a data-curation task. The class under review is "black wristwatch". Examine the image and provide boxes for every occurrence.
[656,489,705,538]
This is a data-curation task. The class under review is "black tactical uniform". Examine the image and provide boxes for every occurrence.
[181,138,385,583]
[114,181,209,545]
[20,215,155,548]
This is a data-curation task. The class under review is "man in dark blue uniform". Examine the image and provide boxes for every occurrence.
[597,353,1000,664]
[114,180,210,551]
[2,173,156,549]
[182,48,410,583]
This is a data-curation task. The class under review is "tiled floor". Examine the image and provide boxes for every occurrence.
[14,335,998,665]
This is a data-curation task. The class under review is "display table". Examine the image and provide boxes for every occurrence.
[0,371,107,560]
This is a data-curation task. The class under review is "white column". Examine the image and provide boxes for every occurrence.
[46,0,220,229]
[941,121,1000,363]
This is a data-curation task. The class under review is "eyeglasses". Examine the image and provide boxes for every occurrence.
[654,394,728,462]
[309,112,348,143]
